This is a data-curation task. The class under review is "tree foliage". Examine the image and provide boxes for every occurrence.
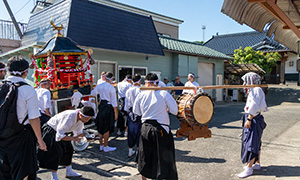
[233,46,281,75]
[194,41,204,45]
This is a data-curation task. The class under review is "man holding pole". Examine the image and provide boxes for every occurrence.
[133,73,178,180]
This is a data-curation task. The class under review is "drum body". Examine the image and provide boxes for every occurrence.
[177,93,214,126]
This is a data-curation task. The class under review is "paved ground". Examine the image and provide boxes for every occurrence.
[37,85,300,180]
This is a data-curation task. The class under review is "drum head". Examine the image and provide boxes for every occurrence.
[192,94,214,125]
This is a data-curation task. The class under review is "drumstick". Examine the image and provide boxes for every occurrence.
[140,84,268,91]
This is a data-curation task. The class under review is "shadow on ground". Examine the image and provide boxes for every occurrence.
[175,149,226,164]
[254,165,300,178]
[266,87,300,107]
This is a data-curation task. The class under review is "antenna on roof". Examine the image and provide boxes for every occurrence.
[202,25,206,42]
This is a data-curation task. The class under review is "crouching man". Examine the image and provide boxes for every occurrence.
[37,106,95,180]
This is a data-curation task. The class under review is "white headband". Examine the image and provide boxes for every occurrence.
[10,69,28,75]
[188,73,194,78]
[79,111,93,117]
[145,80,159,85]
[0,67,6,71]
[105,76,113,81]
[39,80,51,85]
[134,79,141,84]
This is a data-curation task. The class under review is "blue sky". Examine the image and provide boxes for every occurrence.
[0,0,253,42]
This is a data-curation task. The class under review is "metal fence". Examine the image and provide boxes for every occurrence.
[0,19,27,40]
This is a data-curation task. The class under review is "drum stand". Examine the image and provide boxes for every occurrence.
[176,121,211,141]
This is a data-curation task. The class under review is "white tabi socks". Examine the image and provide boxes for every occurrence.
[99,145,104,151]
[237,166,253,178]
[103,146,116,152]
[51,172,59,180]
[128,148,136,157]
[66,165,82,178]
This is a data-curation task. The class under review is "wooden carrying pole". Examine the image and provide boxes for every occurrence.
[140,84,268,91]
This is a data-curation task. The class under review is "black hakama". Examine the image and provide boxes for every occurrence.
[117,97,126,132]
[241,113,267,164]
[95,100,115,135]
[127,108,142,148]
[39,112,51,127]
[0,125,38,180]
[138,120,178,180]
[37,124,73,171]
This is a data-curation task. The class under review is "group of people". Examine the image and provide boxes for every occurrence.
[158,73,200,97]
[0,55,268,180]
[0,56,95,180]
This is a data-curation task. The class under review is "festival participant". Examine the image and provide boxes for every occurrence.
[237,72,268,178]
[173,76,184,99]
[124,74,142,157]
[157,79,166,87]
[37,106,94,180]
[36,78,52,126]
[0,62,6,80]
[133,73,178,180]
[91,72,118,152]
[182,72,199,94]
[97,71,106,85]
[163,77,174,94]
[0,55,47,180]
[117,74,132,136]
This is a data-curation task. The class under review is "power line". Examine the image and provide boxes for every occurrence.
[15,0,32,15]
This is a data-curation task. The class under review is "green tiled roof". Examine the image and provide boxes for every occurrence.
[159,36,233,60]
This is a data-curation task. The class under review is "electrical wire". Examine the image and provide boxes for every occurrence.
[15,0,32,15]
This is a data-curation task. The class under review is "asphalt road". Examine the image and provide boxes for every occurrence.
[37,85,300,180]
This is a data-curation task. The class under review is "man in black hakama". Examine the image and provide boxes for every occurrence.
[37,106,94,180]
[92,72,118,152]
[0,56,47,180]
[124,74,142,157]
[133,73,179,180]
[117,74,132,135]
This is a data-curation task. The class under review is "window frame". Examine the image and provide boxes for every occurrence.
[92,60,117,84]
[118,65,148,81]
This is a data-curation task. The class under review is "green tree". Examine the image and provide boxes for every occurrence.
[194,41,204,45]
[233,46,281,75]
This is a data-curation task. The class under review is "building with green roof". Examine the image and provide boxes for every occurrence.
[0,0,231,101]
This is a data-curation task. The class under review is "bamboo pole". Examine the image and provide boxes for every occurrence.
[139,84,268,91]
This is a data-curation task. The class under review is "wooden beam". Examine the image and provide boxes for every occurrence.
[267,0,300,39]
[283,25,300,29]
[258,1,287,26]
[251,0,300,39]
[140,84,268,91]
[289,0,300,20]
[248,0,267,3]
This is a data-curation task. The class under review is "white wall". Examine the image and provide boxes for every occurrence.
[198,62,213,96]
[285,52,298,74]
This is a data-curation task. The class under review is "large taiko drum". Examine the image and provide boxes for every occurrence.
[176,93,214,127]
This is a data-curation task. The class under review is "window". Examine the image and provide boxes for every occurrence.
[119,66,147,82]
[91,60,116,84]
[289,61,294,67]
[134,67,147,76]
[119,66,133,81]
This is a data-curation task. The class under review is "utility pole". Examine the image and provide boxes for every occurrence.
[202,25,206,42]
[3,0,23,38]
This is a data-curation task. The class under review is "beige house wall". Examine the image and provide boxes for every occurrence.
[0,39,20,53]
[153,20,179,39]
